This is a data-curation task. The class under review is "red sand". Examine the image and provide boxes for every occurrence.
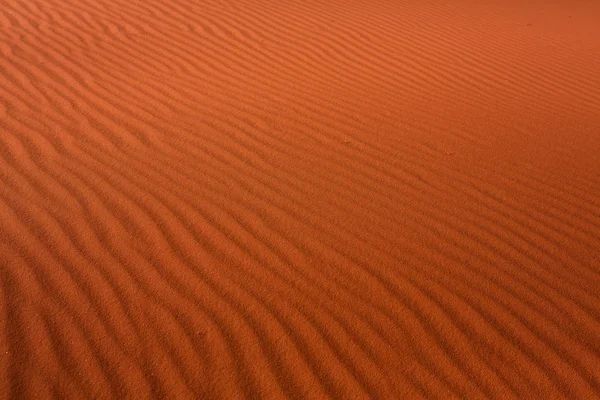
[1,0,600,398]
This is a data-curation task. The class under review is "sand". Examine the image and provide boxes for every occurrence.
[1,0,600,398]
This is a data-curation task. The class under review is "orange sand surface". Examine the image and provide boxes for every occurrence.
[1,0,600,398]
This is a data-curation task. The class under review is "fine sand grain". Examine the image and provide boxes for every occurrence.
[1,0,600,398]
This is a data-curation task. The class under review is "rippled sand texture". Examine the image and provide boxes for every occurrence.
[1,0,600,398]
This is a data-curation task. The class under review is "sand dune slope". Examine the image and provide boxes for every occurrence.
[1,0,600,398]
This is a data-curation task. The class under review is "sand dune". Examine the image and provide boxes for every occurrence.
[1,0,600,398]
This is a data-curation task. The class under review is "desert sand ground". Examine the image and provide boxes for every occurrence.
[1,0,600,398]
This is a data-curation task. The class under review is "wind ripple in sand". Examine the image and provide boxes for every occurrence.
[1,0,600,398]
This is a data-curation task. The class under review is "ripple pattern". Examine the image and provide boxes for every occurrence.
[1,0,600,398]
